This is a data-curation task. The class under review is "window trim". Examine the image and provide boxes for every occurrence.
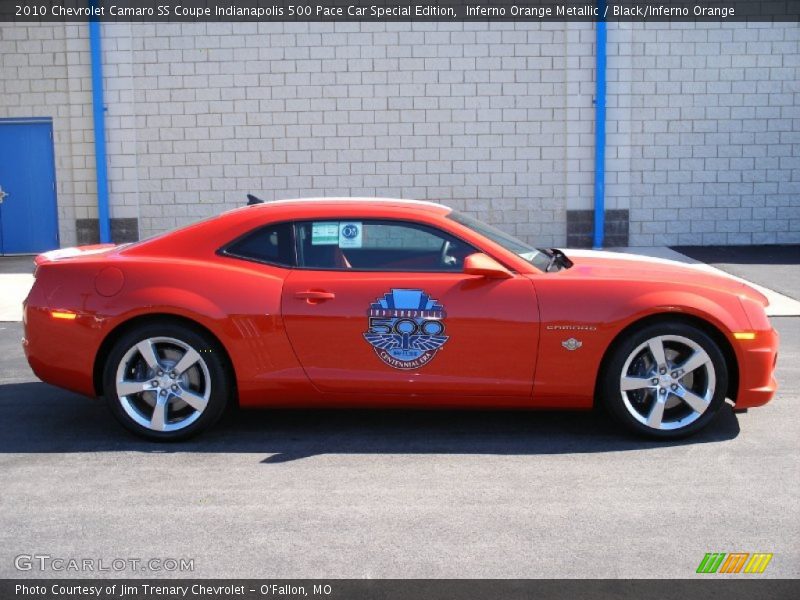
[291,217,479,273]
[216,221,298,269]
[217,216,487,274]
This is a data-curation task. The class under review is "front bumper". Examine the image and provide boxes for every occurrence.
[734,327,779,409]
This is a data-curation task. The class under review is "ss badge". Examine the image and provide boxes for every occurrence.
[562,338,582,351]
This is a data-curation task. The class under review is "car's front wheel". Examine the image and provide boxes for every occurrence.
[103,321,231,441]
[601,321,728,439]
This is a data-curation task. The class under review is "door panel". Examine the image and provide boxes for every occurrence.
[281,271,539,397]
[0,120,59,254]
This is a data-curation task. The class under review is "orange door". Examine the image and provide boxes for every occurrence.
[281,270,539,397]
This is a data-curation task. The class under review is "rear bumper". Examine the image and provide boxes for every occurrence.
[23,303,100,398]
[734,327,779,409]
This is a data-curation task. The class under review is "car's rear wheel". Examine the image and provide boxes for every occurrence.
[103,322,231,441]
[601,321,728,439]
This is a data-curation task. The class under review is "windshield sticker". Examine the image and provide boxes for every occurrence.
[311,222,339,245]
[339,221,363,248]
[363,289,449,370]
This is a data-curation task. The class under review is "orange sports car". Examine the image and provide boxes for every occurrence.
[23,198,778,440]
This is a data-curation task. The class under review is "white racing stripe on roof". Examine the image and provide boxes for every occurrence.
[250,197,450,210]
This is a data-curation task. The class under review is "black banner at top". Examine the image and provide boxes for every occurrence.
[3,0,800,22]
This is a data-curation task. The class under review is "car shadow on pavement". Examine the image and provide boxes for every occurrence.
[0,382,741,461]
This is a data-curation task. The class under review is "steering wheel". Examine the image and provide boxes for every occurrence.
[440,240,458,268]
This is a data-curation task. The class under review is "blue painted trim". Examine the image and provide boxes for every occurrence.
[89,2,111,244]
[45,120,61,248]
[593,1,607,250]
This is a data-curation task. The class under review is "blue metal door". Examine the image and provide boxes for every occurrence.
[0,119,59,254]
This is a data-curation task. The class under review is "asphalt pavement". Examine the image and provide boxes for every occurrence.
[0,314,798,579]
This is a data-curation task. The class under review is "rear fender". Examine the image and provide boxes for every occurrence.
[114,288,229,321]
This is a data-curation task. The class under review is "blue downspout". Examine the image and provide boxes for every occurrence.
[89,2,111,244]
[593,0,607,250]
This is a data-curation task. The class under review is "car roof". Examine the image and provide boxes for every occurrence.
[245,197,451,214]
[122,197,454,259]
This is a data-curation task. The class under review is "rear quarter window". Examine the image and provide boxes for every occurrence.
[222,222,295,267]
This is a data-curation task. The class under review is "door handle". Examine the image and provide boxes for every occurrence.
[294,290,336,301]
[0,186,8,204]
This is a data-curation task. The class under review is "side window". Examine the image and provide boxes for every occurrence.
[223,222,295,267]
[295,219,476,271]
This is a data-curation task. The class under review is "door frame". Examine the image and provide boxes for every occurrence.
[0,116,59,255]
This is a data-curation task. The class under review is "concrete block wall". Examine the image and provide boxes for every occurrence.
[0,23,95,248]
[607,22,800,245]
[1,21,798,249]
[100,21,596,246]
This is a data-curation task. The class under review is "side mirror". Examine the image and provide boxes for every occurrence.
[463,253,513,279]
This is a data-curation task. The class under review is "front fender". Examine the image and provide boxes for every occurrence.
[531,278,750,407]
[615,289,747,341]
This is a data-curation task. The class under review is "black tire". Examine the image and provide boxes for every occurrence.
[600,321,728,439]
[103,320,231,441]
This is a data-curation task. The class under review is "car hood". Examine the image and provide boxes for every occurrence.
[562,249,769,306]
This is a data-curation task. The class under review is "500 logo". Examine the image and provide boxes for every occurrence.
[696,552,773,574]
[363,289,448,370]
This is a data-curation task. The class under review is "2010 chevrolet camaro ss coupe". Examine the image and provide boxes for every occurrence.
[23,198,778,441]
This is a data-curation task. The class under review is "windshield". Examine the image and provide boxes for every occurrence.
[447,211,551,271]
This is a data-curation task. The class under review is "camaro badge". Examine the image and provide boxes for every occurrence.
[562,337,582,351]
[364,289,449,370]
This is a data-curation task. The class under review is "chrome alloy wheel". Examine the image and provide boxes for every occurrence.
[115,337,211,433]
[619,334,716,431]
